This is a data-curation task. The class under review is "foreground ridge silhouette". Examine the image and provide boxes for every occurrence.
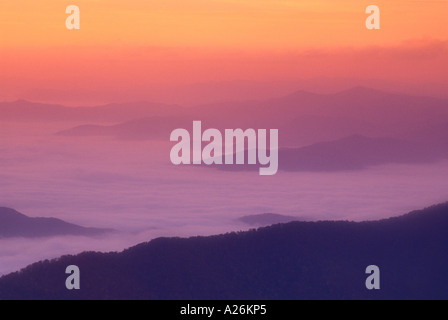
[1,203,447,300]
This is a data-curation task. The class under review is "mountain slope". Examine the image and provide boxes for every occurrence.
[0,207,112,238]
[1,203,448,300]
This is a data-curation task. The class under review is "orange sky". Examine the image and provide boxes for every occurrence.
[0,0,447,104]
[1,0,447,48]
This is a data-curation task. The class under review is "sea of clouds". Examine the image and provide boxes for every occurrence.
[1,123,448,275]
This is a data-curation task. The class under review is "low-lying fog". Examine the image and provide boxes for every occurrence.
[1,122,447,275]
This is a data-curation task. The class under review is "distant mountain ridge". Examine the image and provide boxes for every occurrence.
[54,87,448,148]
[57,116,189,140]
[1,202,448,300]
[213,135,448,173]
[279,134,448,171]
[0,207,112,238]
[0,100,184,123]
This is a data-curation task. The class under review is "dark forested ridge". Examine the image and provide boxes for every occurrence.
[238,213,301,226]
[1,203,448,300]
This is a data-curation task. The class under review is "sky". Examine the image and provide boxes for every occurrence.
[1,0,446,48]
[0,0,447,104]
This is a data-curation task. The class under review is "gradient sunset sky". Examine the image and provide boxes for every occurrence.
[0,0,447,104]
